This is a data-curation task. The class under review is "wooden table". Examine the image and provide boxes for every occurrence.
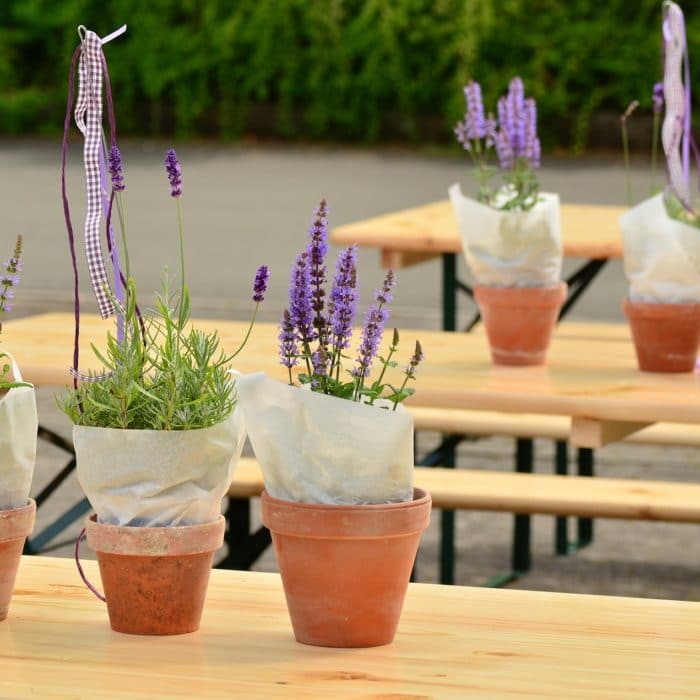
[8,313,700,581]
[332,200,626,330]
[11,313,698,448]
[3,555,700,699]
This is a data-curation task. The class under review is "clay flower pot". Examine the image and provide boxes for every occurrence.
[0,499,36,621]
[623,298,700,373]
[85,514,225,635]
[474,282,567,366]
[262,488,431,648]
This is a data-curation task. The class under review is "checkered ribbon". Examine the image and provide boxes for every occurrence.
[74,30,114,319]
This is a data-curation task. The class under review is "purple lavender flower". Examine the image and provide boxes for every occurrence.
[405,340,424,378]
[0,236,22,318]
[310,347,329,389]
[454,121,471,151]
[484,114,497,148]
[375,269,395,304]
[329,245,358,351]
[504,77,526,156]
[494,128,514,170]
[463,81,486,139]
[164,148,182,197]
[652,82,664,114]
[108,145,125,192]
[352,305,389,380]
[288,251,315,345]
[523,98,539,169]
[352,270,395,380]
[307,198,329,342]
[253,265,269,303]
[279,309,299,370]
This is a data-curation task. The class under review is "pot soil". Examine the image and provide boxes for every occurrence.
[0,499,36,621]
[85,514,224,635]
[262,488,431,648]
[474,283,567,366]
[623,298,700,373]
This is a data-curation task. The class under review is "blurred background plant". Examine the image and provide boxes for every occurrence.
[0,0,697,152]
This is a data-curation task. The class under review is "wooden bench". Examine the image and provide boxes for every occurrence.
[222,457,700,577]
[410,407,700,447]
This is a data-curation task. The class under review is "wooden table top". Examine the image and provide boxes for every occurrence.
[3,556,700,699]
[331,200,625,269]
[6,313,700,445]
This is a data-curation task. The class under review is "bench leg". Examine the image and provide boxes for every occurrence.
[555,440,570,556]
[576,448,595,548]
[440,447,457,585]
[486,437,533,587]
[218,497,271,570]
[512,438,533,574]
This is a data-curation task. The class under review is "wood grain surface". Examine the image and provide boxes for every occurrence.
[6,314,700,438]
[331,200,625,267]
[2,555,700,699]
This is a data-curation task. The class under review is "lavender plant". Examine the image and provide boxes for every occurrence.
[279,200,423,409]
[0,236,29,389]
[59,149,268,429]
[455,77,541,211]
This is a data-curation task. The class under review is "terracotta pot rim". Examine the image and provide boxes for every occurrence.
[85,514,225,556]
[474,282,567,307]
[261,487,430,512]
[0,499,36,542]
[623,297,700,316]
[262,488,431,539]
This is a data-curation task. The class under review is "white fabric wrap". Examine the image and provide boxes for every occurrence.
[236,373,414,505]
[0,355,37,510]
[448,183,563,287]
[74,407,245,526]
[620,194,700,303]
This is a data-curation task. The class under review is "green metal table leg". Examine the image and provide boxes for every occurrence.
[439,450,456,585]
[438,253,458,585]
[577,448,594,547]
[512,438,533,574]
[554,440,569,555]
[442,253,457,332]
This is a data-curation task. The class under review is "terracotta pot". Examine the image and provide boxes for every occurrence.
[0,499,36,622]
[474,283,567,366]
[85,514,225,635]
[262,488,431,648]
[623,298,700,373]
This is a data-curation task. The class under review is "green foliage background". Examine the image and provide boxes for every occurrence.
[0,0,697,151]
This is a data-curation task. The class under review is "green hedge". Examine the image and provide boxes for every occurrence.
[0,0,698,150]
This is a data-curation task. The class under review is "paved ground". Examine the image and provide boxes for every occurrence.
[5,139,700,601]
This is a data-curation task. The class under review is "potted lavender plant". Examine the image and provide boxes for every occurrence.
[0,237,38,622]
[619,1,700,372]
[58,28,267,635]
[449,77,565,365]
[236,199,431,648]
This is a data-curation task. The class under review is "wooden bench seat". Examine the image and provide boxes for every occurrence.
[410,407,700,448]
[229,457,700,524]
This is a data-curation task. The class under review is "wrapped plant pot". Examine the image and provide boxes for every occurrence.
[237,200,431,647]
[0,240,38,622]
[450,78,564,365]
[59,27,266,635]
[619,5,700,372]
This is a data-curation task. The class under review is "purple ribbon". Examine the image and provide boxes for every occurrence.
[662,2,693,206]
[74,29,115,319]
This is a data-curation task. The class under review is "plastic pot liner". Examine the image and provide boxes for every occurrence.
[236,373,414,505]
[0,355,37,510]
[74,407,245,527]
[620,194,700,304]
[448,183,563,287]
